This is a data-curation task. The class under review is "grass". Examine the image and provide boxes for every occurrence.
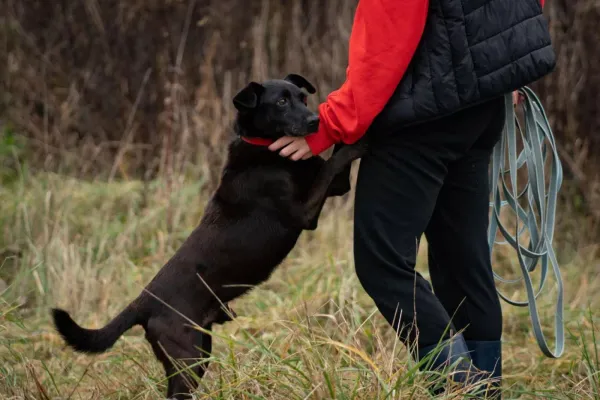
[0,163,599,399]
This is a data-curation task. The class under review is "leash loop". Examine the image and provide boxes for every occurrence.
[488,88,565,358]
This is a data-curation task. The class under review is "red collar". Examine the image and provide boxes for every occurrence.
[240,136,274,146]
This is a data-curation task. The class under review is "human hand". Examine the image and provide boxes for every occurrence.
[268,137,313,161]
[512,90,524,106]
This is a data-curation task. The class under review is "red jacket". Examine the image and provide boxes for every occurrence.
[306,0,547,155]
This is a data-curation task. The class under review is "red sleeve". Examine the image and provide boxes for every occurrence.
[306,0,429,155]
[541,0,545,7]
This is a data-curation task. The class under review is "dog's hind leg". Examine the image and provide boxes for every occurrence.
[194,323,213,379]
[146,317,213,399]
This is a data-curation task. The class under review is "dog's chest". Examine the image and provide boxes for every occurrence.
[287,160,322,194]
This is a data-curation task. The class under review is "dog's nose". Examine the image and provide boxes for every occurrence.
[307,115,319,132]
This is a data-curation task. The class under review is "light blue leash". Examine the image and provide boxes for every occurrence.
[488,88,565,358]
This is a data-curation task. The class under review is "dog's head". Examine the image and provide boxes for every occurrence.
[233,74,319,138]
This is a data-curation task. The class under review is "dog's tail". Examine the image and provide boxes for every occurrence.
[52,304,140,354]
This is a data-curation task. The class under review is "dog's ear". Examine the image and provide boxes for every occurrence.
[284,74,316,94]
[233,82,264,111]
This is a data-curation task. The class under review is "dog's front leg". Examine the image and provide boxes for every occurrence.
[325,143,353,198]
[304,139,368,225]
[263,178,316,230]
[304,144,354,229]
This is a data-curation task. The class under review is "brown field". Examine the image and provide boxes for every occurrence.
[1,1,599,399]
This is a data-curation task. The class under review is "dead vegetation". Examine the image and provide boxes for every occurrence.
[1,2,599,398]
[1,0,599,243]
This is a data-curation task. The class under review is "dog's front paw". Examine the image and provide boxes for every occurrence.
[332,141,367,171]
[328,165,352,197]
[304,199,325,228]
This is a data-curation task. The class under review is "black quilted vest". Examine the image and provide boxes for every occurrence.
[368,0,556,133]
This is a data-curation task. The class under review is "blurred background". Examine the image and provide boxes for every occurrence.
[2,1,599,248]
[1,1,599,399]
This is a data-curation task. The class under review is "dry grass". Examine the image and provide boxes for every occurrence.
[0,162,599,399]
[1,1,600,398]
[1,0,355,183]
[2,0,600,228]
[534,0,600,224]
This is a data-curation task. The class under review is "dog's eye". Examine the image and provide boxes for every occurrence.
[276,98,288,106]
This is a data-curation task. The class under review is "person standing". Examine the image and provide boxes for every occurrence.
[269,0,553,396]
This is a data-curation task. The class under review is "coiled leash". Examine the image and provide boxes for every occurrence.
[488,87,565,358]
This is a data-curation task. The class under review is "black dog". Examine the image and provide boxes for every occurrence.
[51,74,367,399]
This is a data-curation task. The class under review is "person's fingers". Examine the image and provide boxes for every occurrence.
[291,148,310,161]
[268,137,295,151]
[512,91,524,106]
[267,137,312,160]
[287,149,301,161]
[279,141,302,157]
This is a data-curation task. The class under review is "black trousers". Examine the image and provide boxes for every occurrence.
[354,97,505,349]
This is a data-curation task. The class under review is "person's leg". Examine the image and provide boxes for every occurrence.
[353,135,478,392]
[353,135,455,349]
[424,134,504,341]
[424,97,506,396]
[353,97,506,391]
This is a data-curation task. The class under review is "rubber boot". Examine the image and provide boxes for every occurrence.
[417,333,475,396]
[465,340,502,399]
